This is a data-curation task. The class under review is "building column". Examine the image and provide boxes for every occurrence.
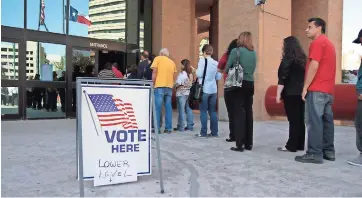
[152,0,196,71]
[217,0,292,121]
[292,0,343,83]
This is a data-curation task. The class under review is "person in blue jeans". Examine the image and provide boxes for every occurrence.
[151,48,177,134]
[174,59,194,132]
[195,44,222,137]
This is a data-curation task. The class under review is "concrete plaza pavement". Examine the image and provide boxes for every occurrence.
[1,115,362,197]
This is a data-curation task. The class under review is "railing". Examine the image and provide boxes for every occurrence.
[265,84,357,120]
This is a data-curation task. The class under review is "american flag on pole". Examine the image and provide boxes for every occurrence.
[40,0,45,25]
[87,94,138,129]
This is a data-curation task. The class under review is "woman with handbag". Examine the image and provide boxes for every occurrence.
[173,59,194,132]
[276,36,307,152]
[224,32,257,152]
[218,39,238,142]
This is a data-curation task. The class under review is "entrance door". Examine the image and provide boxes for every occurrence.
[1,39,24,119]
[98,50,127,75]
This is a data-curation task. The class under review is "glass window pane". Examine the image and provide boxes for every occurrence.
[1,0,24,28]
[1,87,19,115]
[26,41,66,81]
[1,42,19,80]
[69,0,126,42]
[27,0,66,34]
[26,86,66,118]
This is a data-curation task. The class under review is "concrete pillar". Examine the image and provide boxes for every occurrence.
[152,0,196,72]
[217,0,291,121]
[292,0,343,83]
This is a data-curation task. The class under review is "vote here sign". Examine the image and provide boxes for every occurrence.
[78,84,152,180]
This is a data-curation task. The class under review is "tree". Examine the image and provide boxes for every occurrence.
[72,51,93,72]
[52,56,65,71]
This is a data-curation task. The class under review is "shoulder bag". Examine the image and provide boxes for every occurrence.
[224,48,244,91]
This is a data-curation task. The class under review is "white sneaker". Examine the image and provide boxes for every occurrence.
[347,154,362,167]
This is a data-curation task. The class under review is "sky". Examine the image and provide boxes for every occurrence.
[1,0,90,55]
[1,0,362,57]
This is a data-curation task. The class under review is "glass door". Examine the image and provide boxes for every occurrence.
[1,40,22,119]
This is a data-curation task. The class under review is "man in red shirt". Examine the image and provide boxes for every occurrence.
[295,18,336,164]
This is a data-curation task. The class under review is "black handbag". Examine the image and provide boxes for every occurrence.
[189,58,208,104]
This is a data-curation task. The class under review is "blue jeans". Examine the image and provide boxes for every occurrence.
[199,93,218,136]
[305,91,335,158]
[176,95,194,131]
[154,87,173,131]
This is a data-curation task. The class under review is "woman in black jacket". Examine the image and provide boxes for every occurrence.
[276,36,307,152]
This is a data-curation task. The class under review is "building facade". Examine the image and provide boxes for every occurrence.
[2,0,355,121]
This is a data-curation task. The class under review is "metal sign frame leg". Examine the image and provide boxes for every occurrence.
[151,87,165,194]
[77,80,85,197]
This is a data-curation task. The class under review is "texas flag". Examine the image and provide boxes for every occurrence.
[69,6,91,26]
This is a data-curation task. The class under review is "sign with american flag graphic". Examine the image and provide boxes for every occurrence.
[79,84,152,180]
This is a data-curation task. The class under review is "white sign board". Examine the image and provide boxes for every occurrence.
[41,64,53,81]
[79,84,152,180]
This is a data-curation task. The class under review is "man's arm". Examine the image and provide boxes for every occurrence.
[302,60,319,101]
[152,67,157,84]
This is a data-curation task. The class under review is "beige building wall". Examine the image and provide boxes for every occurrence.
[217,0,291,121]
[292,0,343,83]
[152,0,197,71]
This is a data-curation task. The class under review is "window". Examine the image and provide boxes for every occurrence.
[2,48,7,52]
[27,0,66,34]
[26,41,66,81]
[1,42,19,80]
[70,0,126,42]
[26,86,66,118]
[1,0,24,28]
[1,87,19,115]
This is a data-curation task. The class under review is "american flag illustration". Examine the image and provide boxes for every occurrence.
[40,0,45,25]
[87,94,138,129]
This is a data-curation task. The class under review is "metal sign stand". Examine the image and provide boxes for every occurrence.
[76,78,165,197]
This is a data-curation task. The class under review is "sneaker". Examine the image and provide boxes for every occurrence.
[295,154,323,164]
[323,151,336,161]
[207,134,218,137]
[195,134,207,138]
[347,154,362,167]
[164,130,172,134]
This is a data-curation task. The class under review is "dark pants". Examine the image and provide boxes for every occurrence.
[283,95,305,151]
[47,91,57,111]
[224,81,254,148]
[355,100,362,153]
[305,91,335,158]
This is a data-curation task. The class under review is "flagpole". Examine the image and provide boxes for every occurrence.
[37,0,41,75]
[83,90,100,136]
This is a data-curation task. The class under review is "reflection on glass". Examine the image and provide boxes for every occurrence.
[1,87,19,115]
[26,41,66,81]
[139,21,144,51]
[27,0,66,34]
[1,42,19,80]
[26,86,66,118]
[342,47,360,84]
[70,0,126,42]
[1,0,24,28]
[199,38,209,58]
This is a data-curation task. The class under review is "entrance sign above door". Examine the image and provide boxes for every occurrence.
[89,42,108,49]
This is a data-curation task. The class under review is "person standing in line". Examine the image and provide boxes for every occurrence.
[174,59,194,132]
[112,62,124,78]
[98,62,116,78]
[218,39,238,142]
[195,44,222,137]
[151,48,177,134]
[348,29,362,167]
[276,36,307,152]
[295,18,336,164]
[224,32,257,152]
[137,51,149,79]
